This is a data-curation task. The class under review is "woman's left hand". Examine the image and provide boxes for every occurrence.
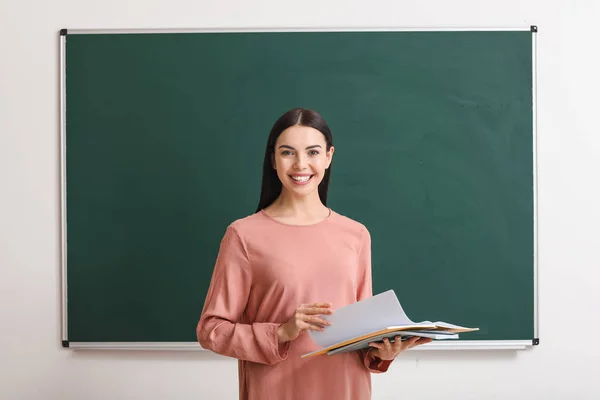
[368,336,432,360]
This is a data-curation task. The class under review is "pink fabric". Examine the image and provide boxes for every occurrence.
[197,210,391,400]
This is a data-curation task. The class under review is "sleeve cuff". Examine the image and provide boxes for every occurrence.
[369,357,392,372]
[248,322,290,365]
[364,348,393,373]
[269,323,290,362]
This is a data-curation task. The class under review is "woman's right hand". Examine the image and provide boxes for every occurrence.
[276,302,334,343]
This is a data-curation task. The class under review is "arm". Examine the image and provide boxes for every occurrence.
[196,225,289,365]
[356,227,393,373]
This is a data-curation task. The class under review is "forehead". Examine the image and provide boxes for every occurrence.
[276,125,326,145]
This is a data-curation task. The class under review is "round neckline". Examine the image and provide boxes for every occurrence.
[260,208,333,227]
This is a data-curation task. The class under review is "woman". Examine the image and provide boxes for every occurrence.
[196,108,431,400]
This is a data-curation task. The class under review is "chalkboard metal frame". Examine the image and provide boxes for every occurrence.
[59,26,538,350]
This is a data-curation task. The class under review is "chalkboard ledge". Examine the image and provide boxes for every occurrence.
[415,340,535,350]
[63,340,535,351]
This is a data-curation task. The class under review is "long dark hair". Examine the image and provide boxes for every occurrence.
[255,108,334,212]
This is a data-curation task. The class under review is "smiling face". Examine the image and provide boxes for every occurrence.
[272,125,334,198]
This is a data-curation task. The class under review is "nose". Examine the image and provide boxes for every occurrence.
[294,154,308,170]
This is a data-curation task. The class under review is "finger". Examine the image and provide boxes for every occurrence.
[401,336,419,349]
[408,337,428,348]
[305,302,333,309]
[392,336,404,349]
[301,307,334,315]
[297,320,326,332]
[368,342,384,349]
[408,336,420,345]
[300,303,334,314]
[402,336,418,344]
[300,314,332,327]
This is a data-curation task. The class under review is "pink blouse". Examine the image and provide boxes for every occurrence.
[197,210,392,400]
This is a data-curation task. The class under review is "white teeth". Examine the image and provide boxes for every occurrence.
[291,175,311,182]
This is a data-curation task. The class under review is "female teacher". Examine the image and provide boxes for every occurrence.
[197,108,431,400]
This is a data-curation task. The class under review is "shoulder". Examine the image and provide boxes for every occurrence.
[223,211,268,240]
[329,210,371,242]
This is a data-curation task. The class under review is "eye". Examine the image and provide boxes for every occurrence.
[308,150,320,156]
[281,150,293,156]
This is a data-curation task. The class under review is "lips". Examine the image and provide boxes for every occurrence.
[289,174,314,185]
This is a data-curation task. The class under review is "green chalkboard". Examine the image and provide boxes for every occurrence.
[62,29,536,346]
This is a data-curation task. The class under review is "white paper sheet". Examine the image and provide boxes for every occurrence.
[308,290,430,348]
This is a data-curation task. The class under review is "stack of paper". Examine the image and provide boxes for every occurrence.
[302,290,478,358]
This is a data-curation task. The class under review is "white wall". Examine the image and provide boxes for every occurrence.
[2,0,599,398]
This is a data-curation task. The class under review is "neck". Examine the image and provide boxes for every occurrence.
[269,189,328,217]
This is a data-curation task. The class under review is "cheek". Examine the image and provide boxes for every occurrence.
[313,157,329,172]
[275,166,286,181]
[275,157,291,171]
[274,158,292,180]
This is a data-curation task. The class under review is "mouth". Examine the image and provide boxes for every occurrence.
[289,174,315,185]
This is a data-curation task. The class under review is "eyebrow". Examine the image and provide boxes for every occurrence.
[278,145,323,150]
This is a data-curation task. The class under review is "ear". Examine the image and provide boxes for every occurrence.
[326,146,335,169]
[271,153,276,170]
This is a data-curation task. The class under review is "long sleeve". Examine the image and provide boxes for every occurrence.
[196,224,289,365]
[356,227,393,373]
